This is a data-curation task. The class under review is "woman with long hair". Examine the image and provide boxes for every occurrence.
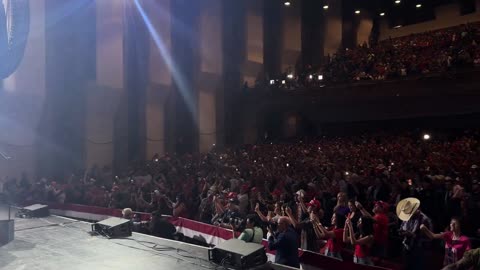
[314,213,346,260]
[420,217,471,266]
[344,216,375,265]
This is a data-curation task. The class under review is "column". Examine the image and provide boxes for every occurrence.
[40,0,95,178]
[324,0,342,55]
[282,0,302,71]
[166,0,201,154]
[85,0,125,171]
[198,0,223,152]
[243,0,264,87]
[301,0,326,67]
[124,0,150,162]
[222,0,247,145]
[144,0,172,159]
[341,0,358,49]
[263,0,284,78]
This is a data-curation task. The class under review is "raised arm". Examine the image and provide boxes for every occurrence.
[347,218,373,246]
[285,207,299,228]
[355,201,373,219]
[420,224,444,239]
[255,203,269,222]
[318,223,335,239]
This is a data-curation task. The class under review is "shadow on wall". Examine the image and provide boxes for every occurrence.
[263,111,317,141]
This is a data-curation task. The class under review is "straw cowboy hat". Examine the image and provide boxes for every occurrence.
[396,197,421,221]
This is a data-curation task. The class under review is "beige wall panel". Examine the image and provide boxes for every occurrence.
[357,17,373,45]
[282,3,301,71]
[324,1,342,56]
[96,0,124,89]
[145,0,172,86]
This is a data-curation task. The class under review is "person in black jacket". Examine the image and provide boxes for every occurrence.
[267,216,300,268]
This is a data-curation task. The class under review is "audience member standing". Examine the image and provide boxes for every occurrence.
[420,217,471,266]
[397,198,433,270]
[267,217,300,268]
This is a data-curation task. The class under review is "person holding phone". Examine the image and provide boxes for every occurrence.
[343,216,375,265]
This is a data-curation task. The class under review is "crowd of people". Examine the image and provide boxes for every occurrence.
[2,129,480,269]
[265,22,480,90]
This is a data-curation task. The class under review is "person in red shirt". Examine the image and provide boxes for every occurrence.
[344,216,375,266]
[316,213,346,260]
[356,200,389,258]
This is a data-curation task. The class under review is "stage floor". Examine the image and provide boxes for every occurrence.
[0,207,215,270]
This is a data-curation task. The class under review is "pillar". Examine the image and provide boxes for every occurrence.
[324,0,342,55]
[85,0,125,171]
[281,0,302,72]
[301,0,326,67]
[263,0,284,78]
[341,0,358,49]
[144,0,172,159]
[124,0,150,162]
[166,0,201,154]
[198,0,223,152]
[222,0,247,145]
[40,0,95,178]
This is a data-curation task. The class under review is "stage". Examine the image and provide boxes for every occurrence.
[0,208,217,270]
[0,205,299,270]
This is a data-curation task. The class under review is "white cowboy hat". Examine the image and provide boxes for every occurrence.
[396,197,421,221]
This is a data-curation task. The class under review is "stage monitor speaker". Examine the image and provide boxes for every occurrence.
[17,204,49,218]
[0,220,14,246]
[209,238,267,270]
[91,217,132,238]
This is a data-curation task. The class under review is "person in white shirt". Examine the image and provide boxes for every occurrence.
[232,214,263,244]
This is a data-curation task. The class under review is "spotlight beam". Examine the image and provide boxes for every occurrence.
[133,0,196,123]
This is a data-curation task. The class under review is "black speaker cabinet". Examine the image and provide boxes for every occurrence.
[0,219,14,246]
[92,217,132,238]
[209,238,267,269]
[17,204,49,218]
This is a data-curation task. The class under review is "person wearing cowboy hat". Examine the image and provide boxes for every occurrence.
[397,197,433,270]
